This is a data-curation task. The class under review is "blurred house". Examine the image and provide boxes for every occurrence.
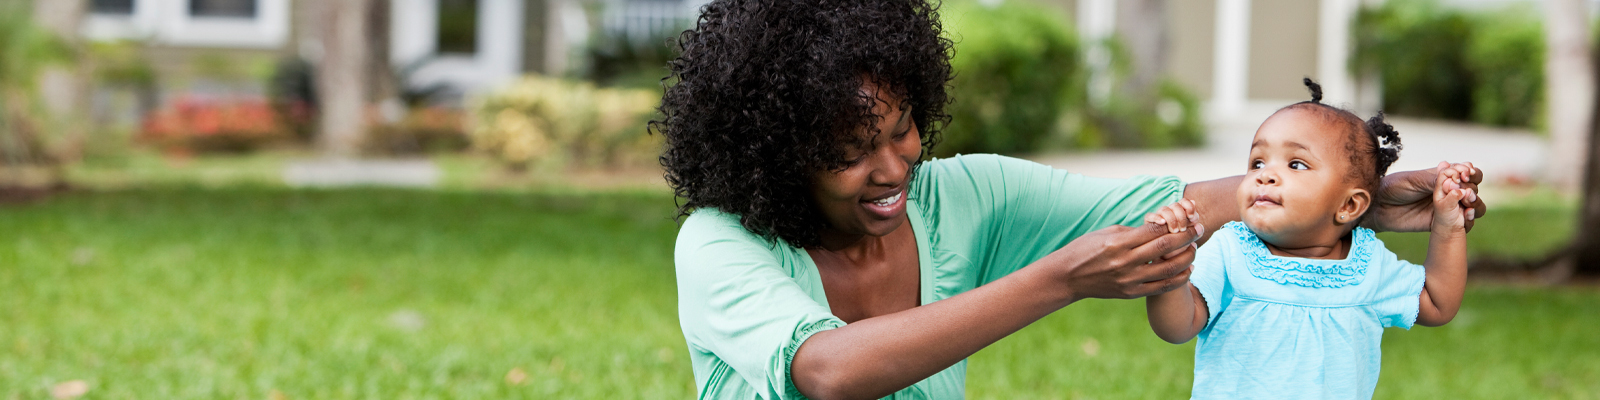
[1032,0,1378,119]
[77,0,597,104]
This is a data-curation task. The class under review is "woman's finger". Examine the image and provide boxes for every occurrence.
[1134,266,1192,298]
[1116,219,1181,249]
[1126,225,1201,273]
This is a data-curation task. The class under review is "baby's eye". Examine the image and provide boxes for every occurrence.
[1289,160,1309,170]
[1250,160,1264,170]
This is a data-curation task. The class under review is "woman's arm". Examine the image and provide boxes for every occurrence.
[1367,162,1486,233]
[1182,176,1242,245]
[791,222,1201,399]
[1184,163,1486,237]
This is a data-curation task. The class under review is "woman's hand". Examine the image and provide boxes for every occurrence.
[791,218,1201,399]
[1367,162,1487,233]
[1040,220,1203,301]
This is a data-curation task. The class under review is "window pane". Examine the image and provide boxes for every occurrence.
[91,0,135,15]
[189,0,257,18]
[437,0,478,55]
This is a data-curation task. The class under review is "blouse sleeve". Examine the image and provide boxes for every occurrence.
[1369,242,1428,329]
[675,210,846,399]
[1190,226,1234,331]
[915,154,1186,285]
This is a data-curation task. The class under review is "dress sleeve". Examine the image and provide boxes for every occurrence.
[1190,225,1233,331]
[675,211,846,399]
[915,154,1186,285]
[1369,242,1428,329]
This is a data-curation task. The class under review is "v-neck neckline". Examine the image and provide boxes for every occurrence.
[800,200,934,310]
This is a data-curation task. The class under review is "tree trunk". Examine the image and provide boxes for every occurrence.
[1108,0,1168,148]
[1574,33,1600,276]
[1545,0,1594,191]
[31,0,85,171]
[1115,0,1168,107]
[316,0,373,158]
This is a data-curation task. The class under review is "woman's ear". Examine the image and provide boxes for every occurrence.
[1337,189,1372,227]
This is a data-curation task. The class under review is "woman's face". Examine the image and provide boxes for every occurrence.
[809,81,923,242]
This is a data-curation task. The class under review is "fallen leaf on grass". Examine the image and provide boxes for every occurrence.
[1080,338,1101,357]
[388,309,425,331]
[71,248,95,266]
[269,389,288,400]
[506,367,529,386]
[50,380,88,399]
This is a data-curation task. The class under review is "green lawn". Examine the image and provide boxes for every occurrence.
[3,188,1596,398]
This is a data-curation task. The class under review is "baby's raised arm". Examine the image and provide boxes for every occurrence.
[1144,199,1210,343]
[1416,161,1474,327]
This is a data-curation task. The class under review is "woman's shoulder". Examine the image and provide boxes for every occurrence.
[917,153,1036,177]
[911,154,1045,202]
[676,208,801,268]
[680,208,773,248]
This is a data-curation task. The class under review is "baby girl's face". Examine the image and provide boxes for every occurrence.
[1237,108,1364,248]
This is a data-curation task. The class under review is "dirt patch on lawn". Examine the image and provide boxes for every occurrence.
[0,185,68,205]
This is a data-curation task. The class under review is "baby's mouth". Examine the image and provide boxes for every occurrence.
[1252,193,1281,207]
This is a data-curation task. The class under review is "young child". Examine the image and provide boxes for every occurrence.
[1144,78,1474,399]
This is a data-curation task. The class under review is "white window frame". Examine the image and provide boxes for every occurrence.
[391,0,524,95]
[82,0,290,49]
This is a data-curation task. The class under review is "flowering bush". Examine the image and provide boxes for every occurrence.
[469,76,659,170]
[365,106,470,155]
[139,98,292,154]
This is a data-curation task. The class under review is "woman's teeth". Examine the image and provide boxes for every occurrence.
[869,192,902,207]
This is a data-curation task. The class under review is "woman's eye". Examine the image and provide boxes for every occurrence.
[1289,161,1308,170]
[1250,160,1264,169]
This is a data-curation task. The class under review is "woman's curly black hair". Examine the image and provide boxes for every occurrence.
[651,0,955,247]
[1285,77,1403,226]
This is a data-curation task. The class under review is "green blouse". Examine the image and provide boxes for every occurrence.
[674,154,1185,399]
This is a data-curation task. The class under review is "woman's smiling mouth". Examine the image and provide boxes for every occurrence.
[862,189,906,218]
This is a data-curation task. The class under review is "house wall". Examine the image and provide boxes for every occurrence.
[1025,0,1327,105]
[1166,0,1215,99]
[1247,1,1320,101]
[82,0,299,103]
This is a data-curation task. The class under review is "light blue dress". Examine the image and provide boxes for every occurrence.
[1189,221,1427,400]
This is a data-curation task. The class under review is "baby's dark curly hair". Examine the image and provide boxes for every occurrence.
[652,0,954,247]
[1282,77,1403,226]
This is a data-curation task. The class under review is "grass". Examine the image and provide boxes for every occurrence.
[3,185,1596,398]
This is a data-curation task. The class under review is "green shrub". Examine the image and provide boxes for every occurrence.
[938,1,1204,156]
[1352,0,1544,128]
[939,1,1081,156]
[1067,38,1205,150]
[1464,12,1543,128]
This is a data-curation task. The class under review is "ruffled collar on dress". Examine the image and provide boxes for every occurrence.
[1225,221,1375,288]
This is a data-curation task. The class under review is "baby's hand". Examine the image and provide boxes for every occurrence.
[1431,161,1476,233]
[1145,199,1201,259]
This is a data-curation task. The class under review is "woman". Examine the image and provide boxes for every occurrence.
[655,1,1486,398]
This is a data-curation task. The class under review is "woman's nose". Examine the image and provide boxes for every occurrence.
[868,149,908,186]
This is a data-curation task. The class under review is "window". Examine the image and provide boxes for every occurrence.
[90,0,136,15]
[436,0,478,55]
[189,0,257,19]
